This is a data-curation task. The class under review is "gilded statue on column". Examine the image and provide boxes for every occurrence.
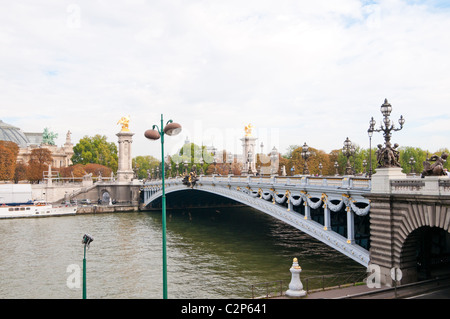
[244,123,254,137]
[117,115,130,132]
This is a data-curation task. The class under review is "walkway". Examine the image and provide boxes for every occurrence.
[276,275,450,299]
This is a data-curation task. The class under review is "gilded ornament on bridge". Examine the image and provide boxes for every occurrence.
[117,115,130,132]
[244,123,254,137]
[182,170,198,188]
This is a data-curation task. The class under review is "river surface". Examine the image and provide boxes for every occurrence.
[0,207,363,299]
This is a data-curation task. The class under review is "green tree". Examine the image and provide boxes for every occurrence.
[72,135,118,172]
[398,146,428,174]
[170,143,215,175]
[132,155,160,179]
[336,144,375,175]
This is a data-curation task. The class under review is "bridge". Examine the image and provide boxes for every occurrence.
[141,170,450,286]
[58,102,450,287]
[142,175,372,266]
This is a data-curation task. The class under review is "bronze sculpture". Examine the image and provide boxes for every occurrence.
[182,170,198,188]
[421,152,448,177]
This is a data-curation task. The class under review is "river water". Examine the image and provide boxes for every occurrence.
[0,207,363,299]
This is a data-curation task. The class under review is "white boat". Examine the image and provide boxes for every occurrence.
[0,201,77,219]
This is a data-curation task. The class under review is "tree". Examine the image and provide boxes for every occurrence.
[84,163,113,178]
[0,145,15,180]
[287,146,334,176]
[283,144,300,159]
[13,163,27,183]
[72,135,118,172]
[170,143,215,176]
[0,141,19,181]
[132,155,160,179]
[27,148,53,183]
[398,146,428,174]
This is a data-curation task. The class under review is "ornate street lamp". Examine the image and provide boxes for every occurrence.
[334,161,339,176]
[144,115,182,299]
[184,159,188,175]
[199,157,204,175]
[228,152,233,175]
[367,116,376,177]
[248,150,254,175]
[175,161,179,177]
[362,159,367,176]
[409,156,416,175]
[342,137,355,175]
[301,142,311,175]
[369,99,405,168]
[318,163,323,176]
[271,147,278,175]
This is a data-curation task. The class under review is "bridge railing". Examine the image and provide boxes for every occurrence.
[198,175,371,189]
[145,175,371,190]
[390,177,450,196]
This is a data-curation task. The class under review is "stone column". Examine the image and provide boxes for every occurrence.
[240,136,257,174]
[116,131,134,183]
[285,258,306,297]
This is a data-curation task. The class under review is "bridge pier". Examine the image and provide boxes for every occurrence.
[367,168,450,286]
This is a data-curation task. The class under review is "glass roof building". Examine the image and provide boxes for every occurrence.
[0,120,73,168]
[0,120,30,148]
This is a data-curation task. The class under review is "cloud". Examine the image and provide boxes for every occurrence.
[1,0,449,158]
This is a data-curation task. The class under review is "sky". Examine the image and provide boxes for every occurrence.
[1,0,449,159]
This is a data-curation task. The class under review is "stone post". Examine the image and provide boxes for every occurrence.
[285,258,306,297]
[240,136,257,175]
[116,131,135,183]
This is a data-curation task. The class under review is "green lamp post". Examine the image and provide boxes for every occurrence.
[81,233,93,299]
[145,114,182,299]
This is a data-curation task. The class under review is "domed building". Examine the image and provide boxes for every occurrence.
[0,120,74,168]
[0,120,30,148]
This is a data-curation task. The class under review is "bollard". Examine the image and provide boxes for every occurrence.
[285,258,306,297]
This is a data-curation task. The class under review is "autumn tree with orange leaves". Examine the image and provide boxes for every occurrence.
[0,141,19,181]
[27,148,53,183]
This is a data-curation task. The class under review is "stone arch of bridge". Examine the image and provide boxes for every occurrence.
[396,204,450,282]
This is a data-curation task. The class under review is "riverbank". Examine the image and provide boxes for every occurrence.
[76,204,139,214]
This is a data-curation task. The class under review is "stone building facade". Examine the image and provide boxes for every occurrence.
[0,120,74,168]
